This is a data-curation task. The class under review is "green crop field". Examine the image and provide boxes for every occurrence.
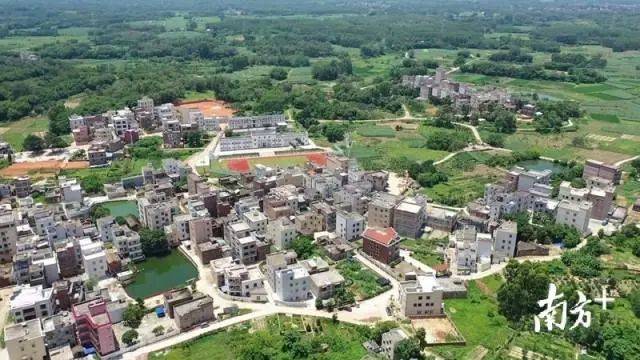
[0,117,49,151]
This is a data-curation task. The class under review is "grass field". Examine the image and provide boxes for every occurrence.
[335,259,390,301]
[0,117,49,151]
[435,280,516,359]
[150,314,368,360]
[400,238,447,267]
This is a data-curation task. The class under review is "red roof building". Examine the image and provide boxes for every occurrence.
[362,227,401,264]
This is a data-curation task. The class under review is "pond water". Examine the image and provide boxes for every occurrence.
[102,200,139,218]
[516,159,566,173]
[124,250,198,299]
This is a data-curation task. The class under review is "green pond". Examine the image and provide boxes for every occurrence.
[124,250,198,299]
[102,200,139,218]
[516,159,566,174]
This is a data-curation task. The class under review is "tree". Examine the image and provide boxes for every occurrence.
[184,131,204,147]
[290,235,315,259]
[152,325,165,336]
[322,123,346,143]
[485,132,504,147]
[115,216,127,225]
[123,303,146,328]
[270,67,288,80]
[415,328,427,348]
[394,339,424,360]
[488,108,517,133]
[121,329,139,346]
[81,174,103,194]
[628,289,640,318]
[48,103,71,136]
[90,205,110,223]
[497,261,550,322]
[23,134,45,152]
[44,133,69,149]
[315,297,324,310]
[139,228,169,257]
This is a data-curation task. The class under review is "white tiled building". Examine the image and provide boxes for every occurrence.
[266,218,297,250]
[556,200,592,234]
[335,211,364,241]
[10,285,54,323]
[274,265,312,302]
[79,238,108,280]
[398,275,444,318]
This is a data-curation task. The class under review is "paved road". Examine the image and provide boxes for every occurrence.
[185,134,219,175]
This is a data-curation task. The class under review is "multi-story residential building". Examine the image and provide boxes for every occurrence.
[68,114,87,130]
[4,319,46,360]
[559,181,613,221]
[368,193,401,228]
[0,213,17,263]
[189,217,213,245]
[111,225,144,261]
[493,221,518,262]
[309,202,336,231]
[72,300,117,356]
[336,211,364,241]
[96,216,115,243]
[225,221,269,265]
[14,176,31,198]
[42,312,77,349]
[87,146,108,166]
[138,191,173,230]
[173,295,215,331]
[107,107,138,136]
[78,238,108,280]
[54,241,80,278]
[556,200,593,234]
[380,328,409,360]
[398,275,444,318]
[10,285,55,323]
[267,218,297,250]
[362,227,400,264]
[393,198,425,238]
[263,185,298,220]
[295,211,323,236]
[242,210,268,234]
[212,257,265,299]
[583,159,621,185]
[60,178,83,203]
[265,250,298,287]
[195,238,230,264]
[309,269,345,300]
[274,265,312,302]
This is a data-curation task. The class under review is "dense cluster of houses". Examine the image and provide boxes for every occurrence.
[1,116,631,360]
[402,67,536,114]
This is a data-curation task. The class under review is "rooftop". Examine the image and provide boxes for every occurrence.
[10,285,52,309]
[363,227,399,246]
[4,319,43,341]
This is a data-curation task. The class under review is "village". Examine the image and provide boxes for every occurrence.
[0,82,635,360]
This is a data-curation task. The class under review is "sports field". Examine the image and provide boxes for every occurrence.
[176,99,235,118]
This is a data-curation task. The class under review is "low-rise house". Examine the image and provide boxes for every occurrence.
[310,269,345,300]
[173,294,215,331]
[362,227,400,265]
